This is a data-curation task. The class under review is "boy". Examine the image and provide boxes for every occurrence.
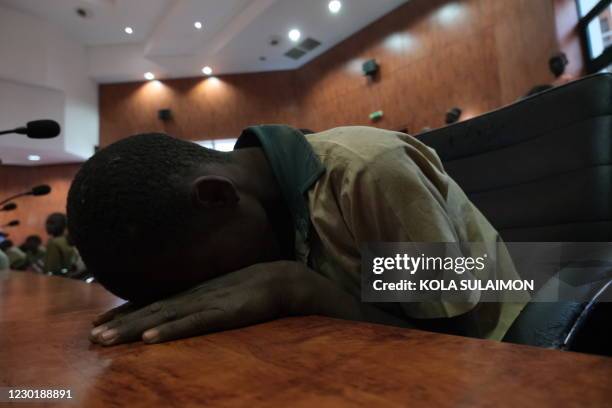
[69,126,524,346]
[44,213,77,275]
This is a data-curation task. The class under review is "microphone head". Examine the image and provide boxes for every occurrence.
[26,120,61,139]
[1,202,17,211]
[31,185,51,196]
[7,220,20,227]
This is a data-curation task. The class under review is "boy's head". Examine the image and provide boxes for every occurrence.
[46,213,67,237]
[67,133,282,303]
[445,107,462,125]
[22,235,42,252]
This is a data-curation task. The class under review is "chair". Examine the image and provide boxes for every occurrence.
[419,74,612,355]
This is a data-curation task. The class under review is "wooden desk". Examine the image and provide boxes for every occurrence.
[1,271,611,407]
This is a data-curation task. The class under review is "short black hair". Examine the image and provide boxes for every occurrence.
[445,107,462,125]
[67,133,230,302]
[46,212,67,237]
[26,235,42,244]
[21,235,43,250]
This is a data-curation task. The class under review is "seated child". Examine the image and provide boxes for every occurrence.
[44,213,78,275]
[20,235,46,273]
[68,125,524,345]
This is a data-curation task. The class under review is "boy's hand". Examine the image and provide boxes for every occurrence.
[89,261,320,346]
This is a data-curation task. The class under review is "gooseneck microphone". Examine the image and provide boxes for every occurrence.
[0,120,61,139]
[0,185,52,206]
[0,203,17,212]
[1,220,20,228]
[31,185,52,196]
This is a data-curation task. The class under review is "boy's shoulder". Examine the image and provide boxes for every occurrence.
[306,126,436,170]
[308,126,411,149]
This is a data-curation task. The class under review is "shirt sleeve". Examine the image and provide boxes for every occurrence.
[336,143,480,319]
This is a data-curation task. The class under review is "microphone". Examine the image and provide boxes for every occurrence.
[31,185,52,196]
[2,220,19,228]
[0,184,52,206]
[1,203,17,212]
[0,120,61,139]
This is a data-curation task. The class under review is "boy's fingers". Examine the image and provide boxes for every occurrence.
[90,303,164,343]
[92,301,135,326]
[92,300,169,332]
[90,297,205,345]
[93,306,182,346]
[92,276,236,328]
[142,308,229,344]
[89,277,240,345]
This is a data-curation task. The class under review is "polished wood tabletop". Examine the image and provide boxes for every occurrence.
[1,271,611,408]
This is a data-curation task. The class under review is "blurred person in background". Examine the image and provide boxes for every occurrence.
[0,248,8,271]
[524,52,576,98]
[20,235,46,273]
[44,213,77,275]
[445,108,462,125]
[0,239,28,270]
[549,52,576,86]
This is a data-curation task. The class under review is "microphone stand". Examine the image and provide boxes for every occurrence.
[0,192,31,206]
[0,127,26,136]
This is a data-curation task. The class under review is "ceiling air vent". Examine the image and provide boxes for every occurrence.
[283,37,321,60]
[299,38,321,51]
[285,48,307,60]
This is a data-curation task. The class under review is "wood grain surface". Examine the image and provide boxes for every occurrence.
[1,271,611,407]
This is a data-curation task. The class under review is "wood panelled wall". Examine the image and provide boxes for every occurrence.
[553,0,585,77]
[0,164,80,245]
[296,0,558,132]
[101,70,300,145]
[100,0,563,144]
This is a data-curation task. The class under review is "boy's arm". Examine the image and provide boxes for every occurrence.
[90,260,410,346]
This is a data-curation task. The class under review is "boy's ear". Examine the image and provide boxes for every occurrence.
[191,176,240,209]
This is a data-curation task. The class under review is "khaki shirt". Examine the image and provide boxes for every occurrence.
[235,125,526,340]
[45,236,77,274]
[307,127,525,340]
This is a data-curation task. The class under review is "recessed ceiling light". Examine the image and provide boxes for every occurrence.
[328,0,342,14]
[194,21,203,30]
[124,26,134,34]
[202,66,213,76]
[144,72,155,80]
[27,154,41,161]
[288,29,301,42]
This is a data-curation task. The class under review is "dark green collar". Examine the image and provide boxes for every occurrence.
[234,125,325,240]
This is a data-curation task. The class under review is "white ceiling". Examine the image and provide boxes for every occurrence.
[0,0,409,166]
[0,0,409,82]
[0,0,171,46]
